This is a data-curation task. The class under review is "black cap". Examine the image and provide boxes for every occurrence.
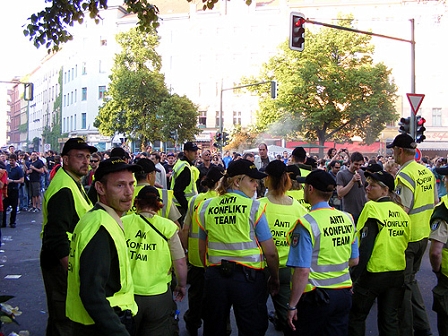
[167,152,175,157]
[61,138,97,156]
[227,159,267,179]
[435,167,448,176]
[135,158,160,173]
[265,160,287,178]
[95,158,141,181]
[285,164,301,179]
[292,147,306,160]
[184,142,199,151]
[361,163,383,173]
[110,147,131,160]
[205,165,225,185]
[386,134,417,149]
[365,170,395,192]
[298,170,335,192]
[136,185,160,200]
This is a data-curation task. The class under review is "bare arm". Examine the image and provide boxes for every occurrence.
[349,257,359,268]
[287,267,310,331]
[337,179,356,198]
[172,257,188,302]
[429,240,444,273]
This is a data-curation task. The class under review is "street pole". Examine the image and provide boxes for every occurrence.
[410,18,416,140]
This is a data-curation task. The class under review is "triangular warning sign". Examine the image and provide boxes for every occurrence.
[406,93,425,115]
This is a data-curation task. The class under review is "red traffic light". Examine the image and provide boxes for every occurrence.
[417,117,426,126]
[294,17,306,26]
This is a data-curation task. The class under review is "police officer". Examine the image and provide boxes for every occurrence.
[286,170,358,335]
[181,166,224,335]
[171,142,199,219]
[41,137,97,336]
[429,166,448,336]
[197,159,280,336]
[259,160,308,335]
[349,171,411,335]
[387,134,437,336]
[122,186,187,336]
[66,158,140,335]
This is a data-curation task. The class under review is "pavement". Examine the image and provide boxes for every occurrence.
[0,208,440,335]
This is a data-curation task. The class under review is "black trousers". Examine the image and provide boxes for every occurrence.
[203,266,268,336]
[3,188,19,226]
[292,287,352,336]
[349,271,405,336]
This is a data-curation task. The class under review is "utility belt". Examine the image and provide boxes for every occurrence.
[301,287,350,306]
[114,307,135,334]
[211,260,262,282]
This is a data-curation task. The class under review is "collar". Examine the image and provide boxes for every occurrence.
[63,167,83,183]
[97,202,125,231]
[311,201,331,210]
[227,189,251,198]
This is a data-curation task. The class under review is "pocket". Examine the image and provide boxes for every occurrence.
[432,285,448,315]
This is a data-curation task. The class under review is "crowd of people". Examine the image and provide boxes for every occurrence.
[2,134,448,336]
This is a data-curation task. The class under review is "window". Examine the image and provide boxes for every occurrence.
[82,62,87,75]
[71,91,73,105]
[67,92,70,105]
[432,108,442,126]
[198,111,207,128]
[63,117,65,132]
[100,38,108,46]
[64,72,67,83]
[233,111,241,125]
[75,89,77,102]
[81,113,87,129]
[68,70,70,82]
[98,86,106,99]
[82,87,87,101]
[71,68,74,80]
[75,64,78,77]
[63,95,66,107]
[70,116,73,131]
[215,111,221,128]
[74,114,77,130]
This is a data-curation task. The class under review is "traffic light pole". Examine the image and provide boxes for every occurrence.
[219,80,273,148]
[305,18,416,138]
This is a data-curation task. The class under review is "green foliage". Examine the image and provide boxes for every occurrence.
[245,15,398,153]
[24,0,159,52]
[94,28,200,145]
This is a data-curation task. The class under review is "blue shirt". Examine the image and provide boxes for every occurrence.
[222,156,232,168]
[286,201,359,268]
[198,190,272,242]
[6,164,24,190]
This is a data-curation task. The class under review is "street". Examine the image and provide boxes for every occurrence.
[0,210,439,335]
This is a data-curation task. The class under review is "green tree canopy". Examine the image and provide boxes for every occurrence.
[245,15,398,155]
[94,27,200,146]
[24,0,243,51]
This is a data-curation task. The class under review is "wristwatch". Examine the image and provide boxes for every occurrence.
[286,303,297,311]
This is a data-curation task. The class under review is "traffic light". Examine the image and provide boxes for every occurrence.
[270,80,278,99]
[169,130,178,140]
[289,12,305,52]
[398,117,411,135]
[415,116,426,143]
[215,132,222,142]
[222,132,229,146]
[24,82,34,101]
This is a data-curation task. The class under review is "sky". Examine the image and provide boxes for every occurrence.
[0,0,48,80]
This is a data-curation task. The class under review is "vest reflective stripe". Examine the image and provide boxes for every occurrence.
[305,214,349,273]
[187,190,218,267]
[129,185,173,219]
[300,209,355,292]
[396,161,435,241]
[122,213,177,295]
[198,194,264,269]
[42,168,93,239]
[357,200,410,272]
[171,160,198,205]
[66,208,137,324]
[259,197,308,267]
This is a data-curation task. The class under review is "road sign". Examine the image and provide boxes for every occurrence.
[407,93,425,115]
[415,148,422,161]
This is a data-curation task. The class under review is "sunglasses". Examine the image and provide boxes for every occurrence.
[90,160,99,163]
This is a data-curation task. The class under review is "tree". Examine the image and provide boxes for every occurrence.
[224,125,257,153]
[94,27,200,147]
[24,0,244,52]
[245,15,398,156]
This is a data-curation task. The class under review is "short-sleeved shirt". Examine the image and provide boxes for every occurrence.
[29,159,44,182]
[6,164,24,190]
[430,219,448,244]
[336,168,366,219]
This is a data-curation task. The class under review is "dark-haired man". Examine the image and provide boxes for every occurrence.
[336,151,366,222]
[3,154,24,228]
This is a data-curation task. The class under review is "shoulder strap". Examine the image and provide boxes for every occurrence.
[139,214,168,241]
